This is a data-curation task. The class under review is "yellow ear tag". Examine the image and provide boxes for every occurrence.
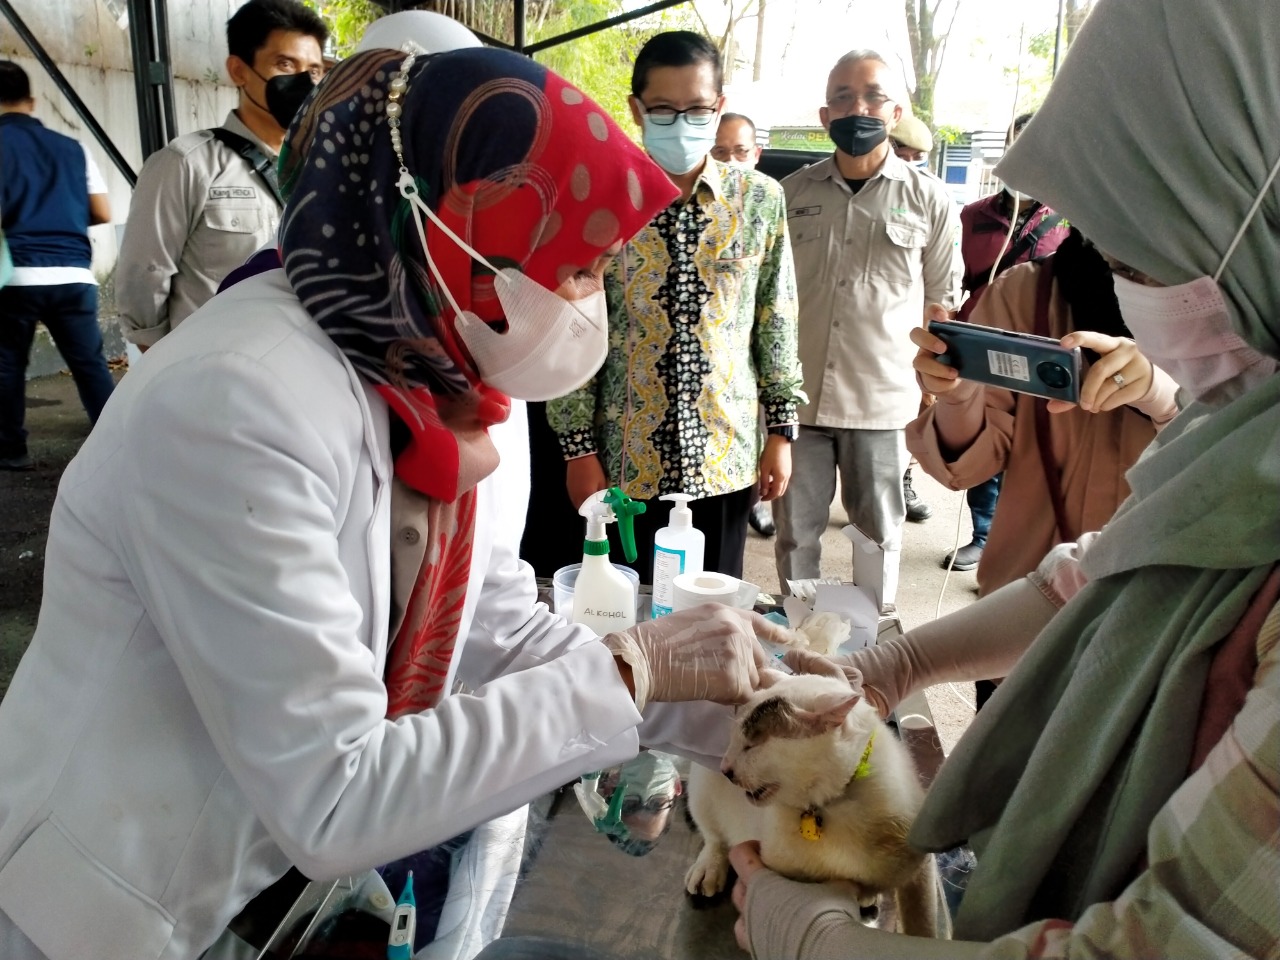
[799,810,823,842]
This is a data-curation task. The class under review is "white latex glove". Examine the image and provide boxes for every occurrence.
[604,604,788,710]
[784,577,1059,719]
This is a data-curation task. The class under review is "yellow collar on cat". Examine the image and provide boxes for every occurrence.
[799,730,876,842]
[853,728,876,781]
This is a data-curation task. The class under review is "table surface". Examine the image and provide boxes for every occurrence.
[497,614,946,958]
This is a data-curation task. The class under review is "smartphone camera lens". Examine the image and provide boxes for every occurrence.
[1036,361,1073,389]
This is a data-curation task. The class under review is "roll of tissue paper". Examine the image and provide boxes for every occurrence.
[672,572,758,612]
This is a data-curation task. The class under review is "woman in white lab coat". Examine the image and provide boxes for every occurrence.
[0,49,778,959]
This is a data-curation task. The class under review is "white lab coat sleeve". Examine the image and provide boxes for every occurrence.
[117,352,645,880]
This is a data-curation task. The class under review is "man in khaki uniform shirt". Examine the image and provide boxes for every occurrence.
[117,0,326,349]
[776,50,961,608]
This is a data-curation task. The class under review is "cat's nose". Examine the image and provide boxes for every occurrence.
[720,763,735,782]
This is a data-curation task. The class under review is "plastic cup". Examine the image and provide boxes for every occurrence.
[552,563,641,619]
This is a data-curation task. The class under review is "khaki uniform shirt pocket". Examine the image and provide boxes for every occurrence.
[187,199,270,286]
[788,219,825,285]
[203,201,263,235]
[871,219,928,287]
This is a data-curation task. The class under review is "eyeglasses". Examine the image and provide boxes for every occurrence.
[710,146,755,161]
[641,104,719,127]
[621,795,676,817]
[825,91,894,113]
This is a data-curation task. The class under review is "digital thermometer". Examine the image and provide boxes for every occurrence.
[387,871,415,959]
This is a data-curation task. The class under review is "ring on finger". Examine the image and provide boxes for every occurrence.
[1112,372,1127,387]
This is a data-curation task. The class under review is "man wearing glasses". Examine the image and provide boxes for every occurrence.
[548,31,804,583]
[713,112,764,168]
[116,0,327,350]
[773,49,961,611]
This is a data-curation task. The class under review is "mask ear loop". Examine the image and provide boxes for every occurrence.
[1214,149,1280,282]
[383,52,502,321]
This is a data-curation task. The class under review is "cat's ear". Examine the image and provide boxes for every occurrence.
[801,692,862,734]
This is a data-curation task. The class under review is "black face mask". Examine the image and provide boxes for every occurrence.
[828,115,887,158]
[264,71,318,131]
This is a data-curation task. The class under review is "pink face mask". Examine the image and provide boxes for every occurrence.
[1110,150,1280,403]
[1111,275,1278,402]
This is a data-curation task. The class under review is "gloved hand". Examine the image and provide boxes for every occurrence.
[781,647,884,712]
[604,604,790,710]
[783,576,1062,719]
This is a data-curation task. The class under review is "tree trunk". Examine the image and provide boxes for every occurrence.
[753,0,766,82]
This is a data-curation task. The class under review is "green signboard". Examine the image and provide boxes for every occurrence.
[768,127,834,153]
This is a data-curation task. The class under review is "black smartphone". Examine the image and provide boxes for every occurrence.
[928,319,1082,403]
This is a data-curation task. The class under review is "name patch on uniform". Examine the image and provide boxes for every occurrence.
[209,186,257,200]
[788,205,821,219]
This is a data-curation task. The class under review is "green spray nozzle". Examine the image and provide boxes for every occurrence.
[604,486,645,563]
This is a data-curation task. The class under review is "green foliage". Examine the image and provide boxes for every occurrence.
[1027,28,1056,62]
[304,0,381,58]
[532,0,687,134]
[300,0,679,133]
[933,124,966,145]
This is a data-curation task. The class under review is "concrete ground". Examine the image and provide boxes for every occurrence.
[1,370,981,747]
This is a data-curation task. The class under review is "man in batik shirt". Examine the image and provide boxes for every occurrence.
[548,31,804,582]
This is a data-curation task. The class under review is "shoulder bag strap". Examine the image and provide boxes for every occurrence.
[207,127,283,207]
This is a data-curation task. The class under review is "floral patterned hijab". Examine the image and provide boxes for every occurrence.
[276,48,675,715]
[278,47,675,502]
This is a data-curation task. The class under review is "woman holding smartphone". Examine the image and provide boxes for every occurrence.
[903,228,1179,600]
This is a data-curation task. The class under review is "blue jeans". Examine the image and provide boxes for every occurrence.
[0,283,115,458]
[966,473,1003,546]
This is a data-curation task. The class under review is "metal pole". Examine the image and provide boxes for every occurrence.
[126,0,178,160]
[151,0,178,141]
[524,0,689,56]
[513,0,526,53]
[0,0,138,185]
[1052,0,1066,75]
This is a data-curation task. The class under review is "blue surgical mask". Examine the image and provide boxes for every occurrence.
[641,115,718,175]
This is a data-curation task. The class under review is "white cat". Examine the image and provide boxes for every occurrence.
[685,672,948,939]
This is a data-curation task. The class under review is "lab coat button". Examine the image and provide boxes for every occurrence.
[400,527,421,545]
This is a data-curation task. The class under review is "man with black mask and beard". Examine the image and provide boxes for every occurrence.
[774,50,960,612]
[116,0,327,351]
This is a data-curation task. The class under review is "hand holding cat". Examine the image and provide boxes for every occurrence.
[783,577,1063,721]
[729,841,766,952]
[728,841,874,955]
[781,648,893,717]
[605,605,793,710]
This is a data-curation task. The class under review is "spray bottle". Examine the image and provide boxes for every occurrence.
[651,493,705,618]
[573,487,644,635]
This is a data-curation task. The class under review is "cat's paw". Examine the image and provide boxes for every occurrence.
[685,844,730,897]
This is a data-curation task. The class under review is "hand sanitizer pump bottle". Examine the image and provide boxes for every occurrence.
[573,487,644,635]
[651,493,705,618]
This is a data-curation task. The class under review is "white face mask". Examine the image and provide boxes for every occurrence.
[1111,275,1278,401]
[397,172,609,402]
